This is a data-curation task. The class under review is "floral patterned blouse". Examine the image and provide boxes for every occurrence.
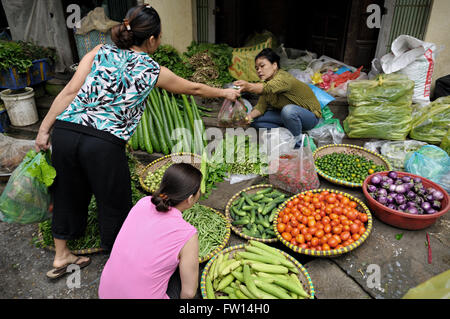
[56,44,160,141]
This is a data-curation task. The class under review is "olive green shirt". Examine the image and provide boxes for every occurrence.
[254,69,322,118]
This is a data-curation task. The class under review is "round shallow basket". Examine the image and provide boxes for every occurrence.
[198,206,231,264]
[37,230,104,255]
[225,184,287,243]
[363,172,450,230]
[273,189,373,257]
[139,152,202,193]
[200,244,315,299]
[313,144,392,188]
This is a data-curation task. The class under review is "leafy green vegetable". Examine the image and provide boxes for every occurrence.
[23,150,56,187]
[396,233,403,240]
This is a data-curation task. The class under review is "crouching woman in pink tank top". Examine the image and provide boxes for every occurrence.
[98,163,202,299]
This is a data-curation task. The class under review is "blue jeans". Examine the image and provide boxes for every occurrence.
[251,104,319,145]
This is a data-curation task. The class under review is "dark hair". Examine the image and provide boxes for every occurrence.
[255,48,281,69]
[111,5,161,49]
[151,163,202,212]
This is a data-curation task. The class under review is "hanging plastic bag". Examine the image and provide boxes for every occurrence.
[405,145,450,193]
[269,134,320,194]
[0,149,56,224]
[0,134,36,174]
[217,99,248,128]
[409,96,450,145]
[344,74,415,140]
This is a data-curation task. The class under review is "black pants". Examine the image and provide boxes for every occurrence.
[50,127,132,251]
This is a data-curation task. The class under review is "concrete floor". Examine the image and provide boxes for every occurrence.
[1,93,449,300]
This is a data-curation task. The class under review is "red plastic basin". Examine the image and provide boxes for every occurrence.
[362,171,449,230]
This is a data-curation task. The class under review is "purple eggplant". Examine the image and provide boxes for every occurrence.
[398,204,407,211]
[389,184,397,193]
[406,191,416,200]
[371,175,382,185]
[413,177,422,184]
[395,194,406,205]
[378,188,388,197]
[421,202,432,211]
[406,207,419,215]
[387,204,397,210]
[388,171,398,180]
[395,185,407,194]
[367,185,377,193]
[426,208,437,215]
[432,190,444,201]
[406,201,416,208]
[432,200,442,211]
[377,196,388,205]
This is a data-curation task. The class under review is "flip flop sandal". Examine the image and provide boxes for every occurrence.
[46,257,91,280]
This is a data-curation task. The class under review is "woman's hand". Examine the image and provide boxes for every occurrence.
[233,80,250,92]
[222,88,240,102]
[35,130,51,152]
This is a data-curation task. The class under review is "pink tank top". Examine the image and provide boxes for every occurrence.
[98,196,197,299]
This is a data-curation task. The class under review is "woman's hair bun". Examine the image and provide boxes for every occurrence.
[151,194,171,213]
[111,23,134,49]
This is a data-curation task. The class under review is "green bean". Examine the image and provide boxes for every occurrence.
[182,204,228,259]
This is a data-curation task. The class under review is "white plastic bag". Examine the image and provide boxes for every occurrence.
[0,134,36,174]
[380,35,438,106]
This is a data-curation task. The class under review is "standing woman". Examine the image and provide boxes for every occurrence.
[35,5,240,279]
[234,48,321,146]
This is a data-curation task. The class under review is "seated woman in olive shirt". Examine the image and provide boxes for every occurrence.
[234,48,322,145]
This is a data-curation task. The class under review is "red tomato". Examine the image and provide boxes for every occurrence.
[350,223,360,234]
[315,229,325,239]
[291,228,300,237]
[324,224,332,234]
[340,231,351,242]
[307,219,316,227]
[308,227,318,236]
[296,234,305,244]
[332,225,343,235]
[282,232,292,241]
[359,213,369,223]
[311,237,319,248]
[359,226,366,235]
[327,237,338,248]
[352,233,361,241]
[322,243,331,250]
[277,223,286,233]
[305,233,312,242]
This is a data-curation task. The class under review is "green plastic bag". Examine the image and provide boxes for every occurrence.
[344,75,415,140]
[410,96,450,145]
[440,128,450,155]
[403,270,450,299]
[0,149,56,224]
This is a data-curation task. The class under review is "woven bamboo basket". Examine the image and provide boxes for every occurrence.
[225,184,288,243]
[313,144,392,188]
[200,244,315,299]
[197,206,231,264]
[273,189,373,257]
[139,152,202,193]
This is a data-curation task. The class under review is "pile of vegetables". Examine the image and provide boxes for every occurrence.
[201,134,268,200]
[151,42,235,87]
[129,88,211,155]
[276,191,369,250]
[205,241,310,299]
[344,74,415,140]
[35,151,147,251]
[143,162,173,193]
[367,172,445,215]
[229,187,286,239]
[315,152,385,184]
[409,96,450,145]
[182,204,229,260]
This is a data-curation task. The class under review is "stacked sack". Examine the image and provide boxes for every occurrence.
[344,74,415,140]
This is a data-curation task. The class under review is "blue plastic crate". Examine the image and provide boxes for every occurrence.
[0,59,54,90]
